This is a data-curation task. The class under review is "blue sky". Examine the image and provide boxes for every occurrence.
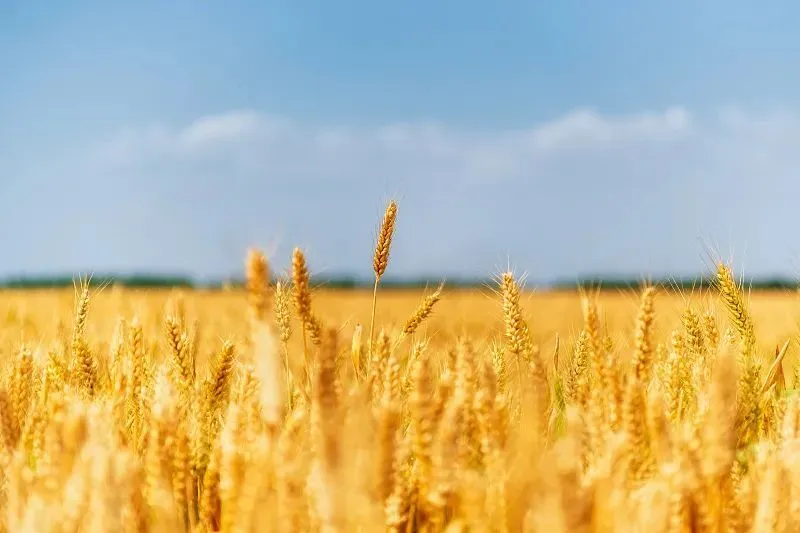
[2,1,800,282]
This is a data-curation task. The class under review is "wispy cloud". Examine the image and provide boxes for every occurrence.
[88,106,698,183]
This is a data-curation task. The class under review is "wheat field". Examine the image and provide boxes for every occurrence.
[1,202,800,532]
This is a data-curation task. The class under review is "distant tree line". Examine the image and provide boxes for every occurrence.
[0,274,194,289]
[0,273,796,291]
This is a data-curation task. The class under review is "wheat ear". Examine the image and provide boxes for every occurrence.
[369,200,398,358]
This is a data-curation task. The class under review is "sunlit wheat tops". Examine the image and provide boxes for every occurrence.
[5,194,800,533]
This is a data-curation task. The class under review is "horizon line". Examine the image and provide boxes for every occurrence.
[0,271,797,291]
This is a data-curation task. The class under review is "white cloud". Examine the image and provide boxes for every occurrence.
[177,110,264,147]
[88,106,704,183]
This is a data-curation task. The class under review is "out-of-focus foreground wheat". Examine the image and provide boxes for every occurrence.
[1,202,800,532]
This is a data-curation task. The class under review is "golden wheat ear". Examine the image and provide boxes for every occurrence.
[292,246,321,392]
[369,200,398,358]
[245,247,271,323]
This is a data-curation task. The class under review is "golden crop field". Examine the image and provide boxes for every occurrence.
[1,203,800,532]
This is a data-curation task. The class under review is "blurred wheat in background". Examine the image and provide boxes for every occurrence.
[1,200,800,532]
